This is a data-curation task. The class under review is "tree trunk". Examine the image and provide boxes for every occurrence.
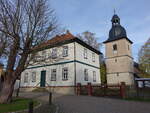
[0,77,15,104]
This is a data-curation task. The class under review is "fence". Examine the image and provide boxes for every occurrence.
[76,82,126,99]
[134,79,150,99]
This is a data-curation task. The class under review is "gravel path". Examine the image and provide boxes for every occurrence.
[54,95,150,113]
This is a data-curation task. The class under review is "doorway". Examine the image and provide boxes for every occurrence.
[40,70,46,87]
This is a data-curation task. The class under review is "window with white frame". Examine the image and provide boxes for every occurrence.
[42,50,47,60]
[51,48,57,59]
[33,55,37,62]
[62,67,68,80]
[92,53,95,62]
[31,72,36,82]
[62,46,68,57]
[24,73,28,83]
[51,69,56,81]
[84,69,88,81]
[84,48,87,59]
[93,71,96,82]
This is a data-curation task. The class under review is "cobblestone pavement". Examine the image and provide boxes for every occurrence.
[54,95,150,113]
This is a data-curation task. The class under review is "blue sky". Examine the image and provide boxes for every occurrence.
[50,0,150,61]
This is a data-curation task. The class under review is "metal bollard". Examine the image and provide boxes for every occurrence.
[49,92,52,105]
[28,101,33,113]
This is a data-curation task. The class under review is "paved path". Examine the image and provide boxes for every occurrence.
[54,95,150,113]
[16,92,150,113]
[16,92,61,113]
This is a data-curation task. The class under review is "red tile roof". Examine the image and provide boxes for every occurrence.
[32,31,75,51]
[31,30,101,54]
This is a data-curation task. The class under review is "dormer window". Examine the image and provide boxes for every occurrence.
[113,44,117,53]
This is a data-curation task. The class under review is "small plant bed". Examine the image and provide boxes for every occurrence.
[0,98,40,113]
[125,97,150,102]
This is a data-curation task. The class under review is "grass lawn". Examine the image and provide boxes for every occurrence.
[0,98,40,113]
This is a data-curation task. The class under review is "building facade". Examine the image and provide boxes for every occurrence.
[104,14,134,85]
[20,31,101,94]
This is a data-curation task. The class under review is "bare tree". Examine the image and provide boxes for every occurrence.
[138,38,150,77]
[0,0,59,103]
[77,31,101,50]
[0,32,9,58]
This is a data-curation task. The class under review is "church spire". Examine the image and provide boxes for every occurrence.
[103,13,132,44]
[111,12,120,26]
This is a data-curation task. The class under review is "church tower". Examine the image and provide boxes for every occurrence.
[104,14,134,85]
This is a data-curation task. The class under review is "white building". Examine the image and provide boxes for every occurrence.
[20,31,101,94]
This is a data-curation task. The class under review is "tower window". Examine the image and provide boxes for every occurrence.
[113,44,117,50]
[128,45,130,50]
[113,44,117,53]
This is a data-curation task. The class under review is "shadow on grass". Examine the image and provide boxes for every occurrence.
[0,97,40,113]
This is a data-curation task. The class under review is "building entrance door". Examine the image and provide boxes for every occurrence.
[40,70,46,87]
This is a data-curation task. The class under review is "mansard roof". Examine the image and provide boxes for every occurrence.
[32,31,102,55]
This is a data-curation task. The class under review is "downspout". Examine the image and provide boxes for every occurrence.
[74,42,76,92]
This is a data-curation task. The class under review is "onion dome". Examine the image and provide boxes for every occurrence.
[104,14,132,44]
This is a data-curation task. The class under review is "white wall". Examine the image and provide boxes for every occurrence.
[28,43,75,68]
[76,63,101,85]
[21,62,75,87]
[75,42,100,68]
[21,41,101,87]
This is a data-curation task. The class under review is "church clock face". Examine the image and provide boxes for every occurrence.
[115,28,121,36]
